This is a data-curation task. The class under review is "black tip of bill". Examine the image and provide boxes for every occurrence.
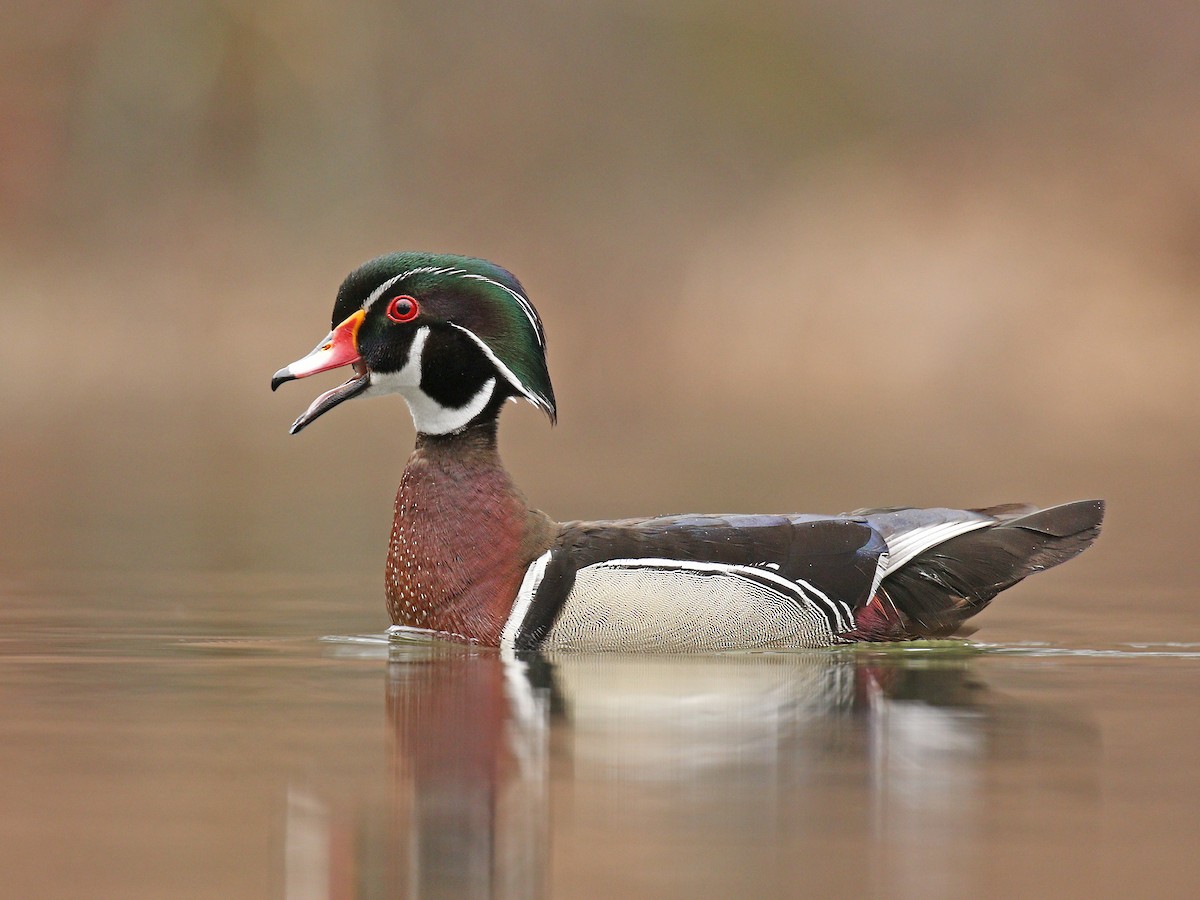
[270,367,294,392]
[284,373,371,436]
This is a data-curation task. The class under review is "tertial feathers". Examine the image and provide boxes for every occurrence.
[858,499,1105,639]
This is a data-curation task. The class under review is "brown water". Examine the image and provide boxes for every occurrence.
[3,568,1198,899]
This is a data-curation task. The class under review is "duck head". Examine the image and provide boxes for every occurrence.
[272,253,556,435]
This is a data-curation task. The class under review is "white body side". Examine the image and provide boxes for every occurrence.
[539,560,844,652]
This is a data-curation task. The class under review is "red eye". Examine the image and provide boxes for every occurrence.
[386,295,419,323]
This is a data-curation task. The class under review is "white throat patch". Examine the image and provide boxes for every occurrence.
[365,326,497,435]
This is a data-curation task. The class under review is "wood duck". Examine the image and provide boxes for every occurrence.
[272,252,1104,652]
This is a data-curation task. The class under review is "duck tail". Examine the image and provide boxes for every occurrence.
[846,499,1105,641]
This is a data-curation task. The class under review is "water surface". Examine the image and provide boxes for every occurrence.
[2,571,1198,899]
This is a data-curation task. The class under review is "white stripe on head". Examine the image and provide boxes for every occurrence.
[448,323,551,415]
[457,272,545,348]
[364,272,408,311]
[364,266,546,349]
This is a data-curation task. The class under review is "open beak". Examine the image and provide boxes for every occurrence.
[271,309,369,434]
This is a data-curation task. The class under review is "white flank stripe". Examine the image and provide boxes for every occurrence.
[501,550,553,650]
[790,578,854,633]
[595,557,852,632]
[880,519,994,577]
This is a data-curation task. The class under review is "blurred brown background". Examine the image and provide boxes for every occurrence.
[2,1,1197,631]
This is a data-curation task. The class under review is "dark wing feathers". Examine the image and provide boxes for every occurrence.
[551,514,882,578]
[874,499,1105,638]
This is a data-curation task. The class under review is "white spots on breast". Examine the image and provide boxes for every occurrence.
[387,505,437,626]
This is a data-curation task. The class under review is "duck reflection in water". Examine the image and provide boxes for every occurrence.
[286,643,1095,898]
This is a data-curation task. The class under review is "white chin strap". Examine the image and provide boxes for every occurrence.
[401,377,496,435]
[364,326,498,435]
